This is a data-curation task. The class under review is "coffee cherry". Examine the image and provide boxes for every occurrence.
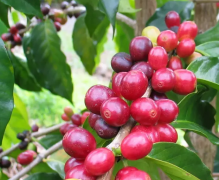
[111,52,132,73]
[121,132,153,160]
[54,22,61,32]
[26,150,37,157]
[13,34,22,43]
[85,85,116,114]
[41,4,50,16]
[1,33,13,42]
[64,106,74,117]
[177,21,198,41]
[156,124,178,143]
[129,36,153,62]
[151,68,175,93]
[176,39,195,58]
[168,56,183,70]
[61,1,69,10]
[148,46,168,70]
[100,97,130,127]
[17,133,25,141]
[85,148,115,176]
[157,30,178,52]
[130,61,153,79]
[131,125,160,143]
[19,141,29,150]
[170,26,179,34]
[118,170,151,180]
[94,116,119,139]
[142,26,160,45]
[10,26,18,34]
[64,157,84,174]
[81,111,90,124]
[184,52,202,65]
[23,130,30,137]
[15,23,26,30]
[120,70,148,100]
[131,98,160,126]
[62,127,96,159]
[0,159,11,168]
[17,150,36,165]
[112,72,127,97]
[156,99,179,123]
[115,166,138,180]
[60,123,76,135]
[31,124,39,132]
[71,114,82,126]
[61,113,70,121]
[71,0,78,7]
[165,11,181,29]
[173,69,197,95]
[88,113,100,129]
[150,90,167,101]
[65,165,96,180]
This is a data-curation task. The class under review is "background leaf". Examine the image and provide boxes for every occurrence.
[46,159,65,179]
[196,41,219,57]
[24,172,62,180]
[118,0,141,13]
[30,162,55,174]
[0,20,8,35]
[39,131,63,149]
[0,2,9,27]
[75,0,99,8]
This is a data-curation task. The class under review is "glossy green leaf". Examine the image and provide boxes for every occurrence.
[75,0,99,8]
[215,92,219,133]
[46,159,65,179]
[39,133,63,149]
[0,2,9,27]
[12,11,20,24]
[187,56,219,91]
[146,2,194,31]
[214,146,219,172]
[29,20,73,103]
[118,0,140,13]
[156,0,187,8]
[30,162,55,174]
[196,41,219,57]
[50,149,70,163]
[0,20,8,35]
[147,143,213,180]
[172,121,219,146]
[195,22,219,45]
[0,39,14,145]
[166,91,184,104]
[0,171,8,180]
[0,0,42,18]
[24,173,62,180]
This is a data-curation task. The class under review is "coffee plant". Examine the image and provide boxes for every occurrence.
[0,0,219,180]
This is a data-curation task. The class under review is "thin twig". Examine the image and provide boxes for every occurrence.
[116,13,136,29]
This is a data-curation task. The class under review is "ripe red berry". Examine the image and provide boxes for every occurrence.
[85,148,115,176]
[13,34,22,43]
[173,69,197,95]
[118,170,151,180]
[41,4,50,16]
[150,90,167,101]
[148,46,168,70]
[100,97,130,127]
[62,127,96,159]
[88,113,100,129]
[1,33,13,42]
[31,124,39,132]
[65,164,95,180]
[165,11,181,29]
[131,125,160,143]
[64,106,74,117]
[54,22,61,31]
[177,21,198,41]
[81,111,90,124]
[121,132,153,160]
[176,39,195,58]
[156,99,179,123]
[85,85,116,114]
[156,124,178,143]
[111,52,132,73]
[129,36,153,62]
[130,61,153,79]
[157,30,178,52]
[61,113,70,121]
[151,68,175,93]
[64,157,84,174]
[71,114,82,126]
[112,72,127,97]
[10,26,18,34]
[115,166,138,180]
[167,56,183,70]
[130,98,160,126]
[60,123,77,136]
[17,150,36,165]
[120,70,148,100]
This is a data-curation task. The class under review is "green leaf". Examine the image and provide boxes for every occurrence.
[147,143,213,180]
[0,171,8,180]
[187,56,219,91]
[46,159,65,179]
[99,0,119,35]
[0,20,8,35]
[12,11,20,24]
[214,146,219,172]
[0,39,14,145]
[196,41,219,57]
[166,91,184,104]
[75,0,99,8]
[118,0,141,13]
[24,173,62,180]
[156,0,188,8]
[0,2,9,27]
[146,2,194,31]
[195,22,219,45]
[0,0,42,18]
[8,51,41,92]
[29,20,73,103]
[39,133,63,149]
[50,149,70,163]
[215,92,219,133]
[30,162,55,174]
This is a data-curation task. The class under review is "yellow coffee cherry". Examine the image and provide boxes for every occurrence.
[142,26,161,46]
[184,52,202,65]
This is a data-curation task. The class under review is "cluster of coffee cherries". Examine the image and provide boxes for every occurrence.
[0,148,11,169]
[17,150,37,165]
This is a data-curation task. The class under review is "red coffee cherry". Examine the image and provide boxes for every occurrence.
[131,125,160,143]
[129,36,153,62]
[119,170,151,180]
[71,114,82,126]
[176,39,195,58]
[173,69,197,95]
[10,26,18,34]
[165,11,181,29]
[85,148,115,176]
[85,85,116,114]
[130,61,153,79]
[157,30,178,52]
[61,113,70,121]
[81,111,90,124]
[148,46,168,70]
[177,21,198,41]
[151,68,175,93]
[62,127,96,159]
[54,22,61,31]
[150,90,167,101]
[100,97,130,127]
[64,157,84,174]
[94,116,119,139]
[1,33,13,42]
[60,123,77,136]
[121,132,153,160]
[111,52,132,73]
[130,98,160,126]
[156,124,178,143]
[115,166,138,180]
[88,113,100,129]
[64,106,74,117]
[156,99,179,123]
[17,150,36,165]
[31,124,39,132]
[112,72,127,97]
[121,70,148,100]
[65,164,95,180]
[13,34,22,43]
[167,56,183,70]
